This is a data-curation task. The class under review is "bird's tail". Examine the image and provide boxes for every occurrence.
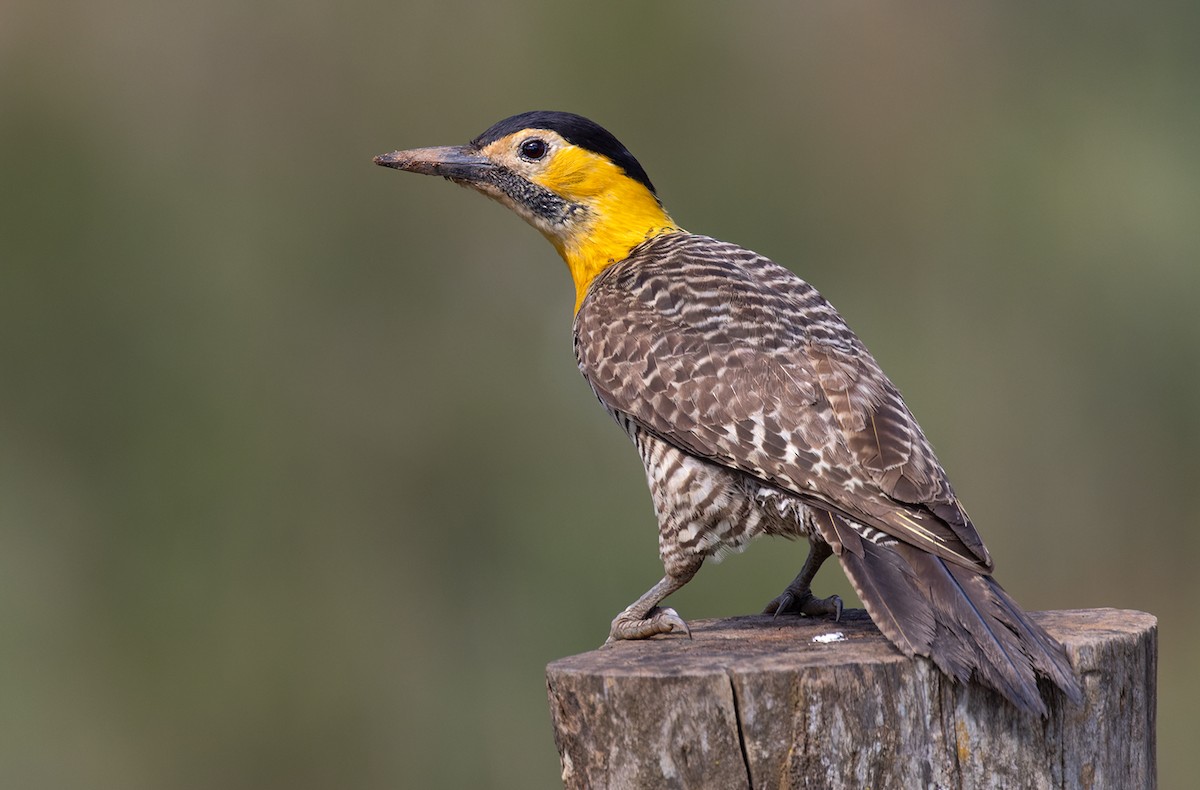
[819,512,1083,717]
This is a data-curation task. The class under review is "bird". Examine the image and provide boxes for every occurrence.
[374,110,1082,716]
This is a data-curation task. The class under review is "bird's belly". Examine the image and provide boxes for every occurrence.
[624,422,811,574]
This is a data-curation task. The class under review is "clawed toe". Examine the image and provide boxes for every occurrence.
[606,605,692,643]
[764,589,843,621]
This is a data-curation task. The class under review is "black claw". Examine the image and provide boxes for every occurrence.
[771,591,795,619]
[765,588,844,621]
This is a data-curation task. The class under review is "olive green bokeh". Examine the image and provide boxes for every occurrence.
[2,2,1197,787]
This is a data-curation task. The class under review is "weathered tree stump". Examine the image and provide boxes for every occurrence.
[546,608,1156,790]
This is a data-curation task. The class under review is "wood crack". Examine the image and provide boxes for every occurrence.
[726,669,754,789]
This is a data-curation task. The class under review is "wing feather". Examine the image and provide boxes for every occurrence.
[575,233,991,571]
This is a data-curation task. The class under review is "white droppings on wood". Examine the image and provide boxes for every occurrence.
[812,631,846,643]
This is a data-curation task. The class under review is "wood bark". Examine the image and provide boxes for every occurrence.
[546,608,1156,790]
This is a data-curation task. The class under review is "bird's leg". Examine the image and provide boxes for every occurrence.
[605,558,702,644]
[762,535,843,620]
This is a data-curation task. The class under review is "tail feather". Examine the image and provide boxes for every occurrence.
[821,514,933,658]
[984,576,1084,705]
[817,511,1081,716]
[915,549,1048,715]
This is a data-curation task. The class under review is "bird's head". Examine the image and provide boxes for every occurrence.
[375,111,680,310]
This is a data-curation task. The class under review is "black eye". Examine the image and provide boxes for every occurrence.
[520,138,547,160]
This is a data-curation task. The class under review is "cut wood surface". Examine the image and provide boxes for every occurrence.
[546,608,1156,790]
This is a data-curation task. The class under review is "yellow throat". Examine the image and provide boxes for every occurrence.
[529,145,680,312]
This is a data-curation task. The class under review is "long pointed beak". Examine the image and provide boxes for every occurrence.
[373,145,495,183]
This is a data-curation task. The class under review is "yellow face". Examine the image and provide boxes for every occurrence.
[375,121,681,311]
[473,130,681,311]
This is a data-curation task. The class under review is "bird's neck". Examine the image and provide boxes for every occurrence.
[550,188,680,313]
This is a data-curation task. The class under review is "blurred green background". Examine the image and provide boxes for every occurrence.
[2,2,1196,787]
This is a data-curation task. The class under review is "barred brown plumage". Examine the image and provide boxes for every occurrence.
[575,232,1080,715]
[375,110,1083,717]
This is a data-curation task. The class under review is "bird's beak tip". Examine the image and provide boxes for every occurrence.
[373,151,406,169]
[372,145,493,181]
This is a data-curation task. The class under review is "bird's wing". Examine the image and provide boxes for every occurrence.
[574,233,992,572]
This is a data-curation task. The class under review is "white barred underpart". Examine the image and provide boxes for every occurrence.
[625,417,811,574]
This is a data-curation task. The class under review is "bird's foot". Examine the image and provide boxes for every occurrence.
[604,605,692,644]
[762,587,843,621]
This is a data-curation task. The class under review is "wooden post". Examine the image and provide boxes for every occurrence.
[546,608,1156,790]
